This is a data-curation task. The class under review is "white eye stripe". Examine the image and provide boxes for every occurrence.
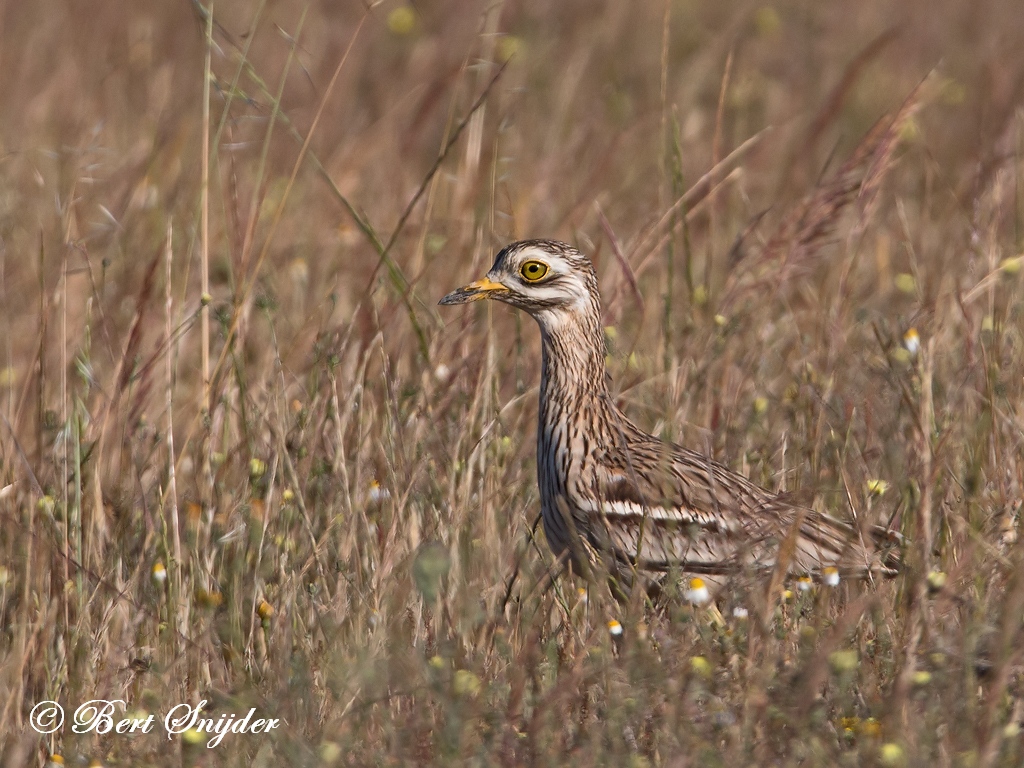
[524,284,573,302]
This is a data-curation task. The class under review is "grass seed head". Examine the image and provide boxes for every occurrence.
[690,656,713,679]
[880,743,906,767]
[829,649,859,675]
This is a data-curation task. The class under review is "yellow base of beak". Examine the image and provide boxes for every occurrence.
[439,277,508,305]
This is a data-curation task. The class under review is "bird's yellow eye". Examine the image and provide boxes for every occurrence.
[520,260,549,282]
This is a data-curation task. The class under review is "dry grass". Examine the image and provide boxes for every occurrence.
[2,0,1024,765]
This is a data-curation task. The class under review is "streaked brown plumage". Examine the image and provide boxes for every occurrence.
[440,239,899,596]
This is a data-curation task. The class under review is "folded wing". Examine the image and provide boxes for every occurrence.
[583,436,897,579]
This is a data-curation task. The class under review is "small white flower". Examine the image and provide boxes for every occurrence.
[684,577,710,605]
[607,619,623,636]
[903,328,920,356]
[796,575,813,592]
[151,562,167,584]
[434,364,451,383]
[731,606,749,619]
[823,567,840,587]
[369,480,390,503]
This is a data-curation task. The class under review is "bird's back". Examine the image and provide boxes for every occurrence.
[545,404,899,592]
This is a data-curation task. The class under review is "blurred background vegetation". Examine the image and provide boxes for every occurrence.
[2,0,1024,765]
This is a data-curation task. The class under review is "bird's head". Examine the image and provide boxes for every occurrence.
[439,240,600,331]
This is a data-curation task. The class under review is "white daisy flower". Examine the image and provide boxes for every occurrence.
[684,577,710,605]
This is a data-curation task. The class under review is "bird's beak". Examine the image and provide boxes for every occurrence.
[438,276,508,305]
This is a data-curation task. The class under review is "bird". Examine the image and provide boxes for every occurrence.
[439,239,900,599]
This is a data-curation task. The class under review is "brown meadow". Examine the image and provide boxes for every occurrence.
[2,0,1024,765]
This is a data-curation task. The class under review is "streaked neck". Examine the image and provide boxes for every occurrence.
[537,307,608,408]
